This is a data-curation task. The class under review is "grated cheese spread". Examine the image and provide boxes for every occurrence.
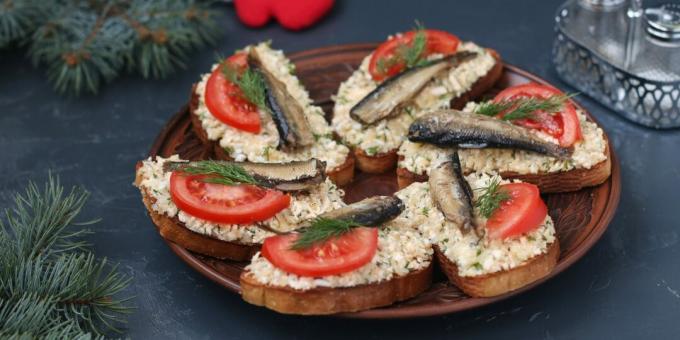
[135,155,345,245]
[192,42,349,171]
[331,41,497,155]
[244,184,442,290]
[396,174,556,277]
[397,107,608,176]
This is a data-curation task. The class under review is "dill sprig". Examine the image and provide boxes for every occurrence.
[474,177,510,218]
[476,93,577,121]
[376,21,428,76]
[403,21,427,68]
[290,218,362,250]
[221,60,269,112]
[179,161,260,186]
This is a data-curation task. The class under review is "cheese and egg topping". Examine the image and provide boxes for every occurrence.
[331,41,497,155]
[193,42,350,171]
[398,106,608,176]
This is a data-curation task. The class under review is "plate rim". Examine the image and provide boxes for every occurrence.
[147,43,621,319]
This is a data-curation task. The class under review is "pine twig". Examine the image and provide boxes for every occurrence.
[0,174,133,337]
[4,0,221,95]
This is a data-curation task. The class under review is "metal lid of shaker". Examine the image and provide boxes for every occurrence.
[645,4,680,42]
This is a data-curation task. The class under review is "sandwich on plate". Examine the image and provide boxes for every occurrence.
[190,41,354,185]
[398,83,611,192]
[240,195,434,314]
[331,25,503,174]
[411,152,559,297]
[135,156,345,261]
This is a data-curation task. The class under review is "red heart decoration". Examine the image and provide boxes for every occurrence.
[234,0,335,31]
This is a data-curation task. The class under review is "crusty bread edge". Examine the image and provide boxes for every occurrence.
[353,50,503,174]
[396,139,612,193]
[435,241,560,298]
[135,164,259,261]
[240,262,433,315]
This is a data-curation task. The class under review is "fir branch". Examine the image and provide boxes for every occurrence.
[474,177,510,218]
[290,218,361,250]
[0,174,133,337]
[0,0,47,48]
[178,161,260,186]
[126,0,221,79]
[3,0,221,95]
[476,93,577,121]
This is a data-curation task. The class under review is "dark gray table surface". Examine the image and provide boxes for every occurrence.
[1,0,678,338]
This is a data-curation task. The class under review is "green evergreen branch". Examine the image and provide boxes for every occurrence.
[0,0,47,48]
[0,174,133,337]
[2,0,221,95]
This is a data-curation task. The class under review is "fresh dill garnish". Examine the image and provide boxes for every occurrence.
[403,21,427,68]
[290,218,362,250]
[475,93,577,121]
[221,59,269,112]
[179,161,259,186]
[474,177,510,218]
[376,21,428,77]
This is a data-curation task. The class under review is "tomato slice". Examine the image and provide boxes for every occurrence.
[485,183,548,240]
[262,227,378,277]
[169,172,290,224]
[204,53,261,134]
[368,29,460,82]
[493,83,582,147]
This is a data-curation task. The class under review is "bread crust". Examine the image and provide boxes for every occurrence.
[396,142,612,193]
[451,49,503,110]
[135,166,259,261]
[327,153,356,186]
[354,148,399,174]
[435,241,559,298]
[240,263,433,315]
[353,52,503,174]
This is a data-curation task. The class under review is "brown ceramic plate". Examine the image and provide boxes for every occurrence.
[147,44,620,318]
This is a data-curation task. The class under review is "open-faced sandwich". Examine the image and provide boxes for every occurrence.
[331,26,503,174]
[397,83,611,192]
[408,152,559,297]
[134,156,345,261]
[240,196,434,315]
[190,41,354,185]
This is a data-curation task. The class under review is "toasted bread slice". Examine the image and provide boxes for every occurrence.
[354,148,398,174]
[435,241,559,298]
[135,168,259,260]
[351,50,503,174]
[240,263,432,315]
[397,140,612,192]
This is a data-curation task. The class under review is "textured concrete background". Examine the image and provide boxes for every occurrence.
[1,0,678,338]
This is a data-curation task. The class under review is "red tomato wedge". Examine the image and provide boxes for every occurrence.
[493,83,582,147]
[169,172,290,224]
[368,29,460,82]
[204,53,261,134]
[485,183,548,240]
[262,227,378,277]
